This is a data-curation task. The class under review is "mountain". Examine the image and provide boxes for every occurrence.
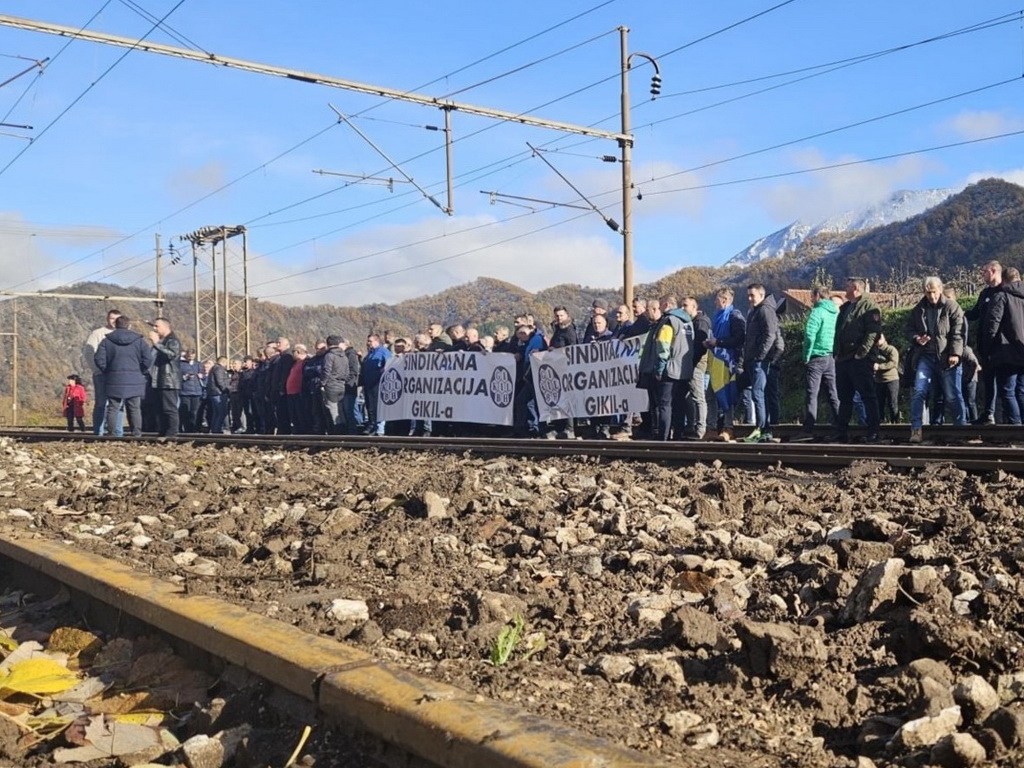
[726,187,960,265]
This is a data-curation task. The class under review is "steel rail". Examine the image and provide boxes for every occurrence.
[1,429,1021,472]
[0,534,662,768]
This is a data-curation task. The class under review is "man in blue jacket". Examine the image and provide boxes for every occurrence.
[94,316,153,438]
[359,334,392,436]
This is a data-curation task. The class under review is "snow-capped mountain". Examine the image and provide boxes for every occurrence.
[726,188,960,266]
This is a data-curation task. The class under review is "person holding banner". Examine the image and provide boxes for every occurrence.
[360,334,392,436]
[546,307,579,439]
[637,295,696,441]
[513,322,547,437]
[703,287,747,442]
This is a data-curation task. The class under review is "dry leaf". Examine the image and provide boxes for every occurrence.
[672,570,717,596]
[47,628,102,658]
[0,658,79,698]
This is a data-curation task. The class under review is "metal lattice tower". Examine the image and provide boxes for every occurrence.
[180,225,250,360]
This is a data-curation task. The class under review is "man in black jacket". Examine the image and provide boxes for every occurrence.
[681,296,711,439]
[966,260,1003,424]
[147,317,182,438]
[741,284,780,442]
[547,306,578,439]
[982,272,1024,424]
[97,316,153,438]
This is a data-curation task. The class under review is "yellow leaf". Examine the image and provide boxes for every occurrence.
[0,633,16,653]
[0,658,79,698]
[109,710,166,727]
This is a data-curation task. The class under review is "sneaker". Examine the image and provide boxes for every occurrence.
[610,430,632,441]
[972,416,995,426]
[717,430,733,442]
[741,429,762,443]
[789,431,815,443]
[863,432,881,444]
[909,429,923,444]
[757,432,775,443]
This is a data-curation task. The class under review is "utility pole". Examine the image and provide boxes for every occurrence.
[619,27,634,309]
[155,232,163,307]
[619,29,661,309]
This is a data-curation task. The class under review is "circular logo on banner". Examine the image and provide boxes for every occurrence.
[379,368,404,406]
[489,366,514,408]
[537,363,562,408]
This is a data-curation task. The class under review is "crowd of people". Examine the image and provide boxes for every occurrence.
[72,259,1024,442]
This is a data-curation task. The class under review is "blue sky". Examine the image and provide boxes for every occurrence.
[1,1,1022,305]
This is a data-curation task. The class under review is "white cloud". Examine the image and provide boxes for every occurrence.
[241,212,654,306]
[945,111,1024,141]
[964,167,1024,187]
[166,161,228,203]
[0,213,123,291]
[755,148,933,223]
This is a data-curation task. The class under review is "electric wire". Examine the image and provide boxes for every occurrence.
[262,210,593,299]
[639,129,1024,197]
[5,2,621,292]
[116,0,208,53]
[438,27,616,99]
[0,0,190,179]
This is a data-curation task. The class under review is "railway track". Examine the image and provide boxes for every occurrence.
[2,426,1023,473]
[0,534,663,768]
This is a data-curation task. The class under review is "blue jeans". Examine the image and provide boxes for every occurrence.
[208,394,227,434]
[803,355,839,429]
[92,373,124,436]
[911,355,966,429]
[995,365,1022,424]
[750,360,769,431]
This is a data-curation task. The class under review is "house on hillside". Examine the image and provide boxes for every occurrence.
[777,287,899,318]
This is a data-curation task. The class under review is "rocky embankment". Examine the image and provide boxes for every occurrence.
[1,437,1022,767]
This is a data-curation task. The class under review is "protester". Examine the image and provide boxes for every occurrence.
[62,374,87,432]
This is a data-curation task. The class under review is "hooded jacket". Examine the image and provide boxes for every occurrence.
[803,299,839,361]
[982,280,1024,368]
[639,308,695,382]
[94,328,153,399]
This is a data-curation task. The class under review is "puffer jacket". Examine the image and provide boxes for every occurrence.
[982,280,1024,368]
[94,328,153,398]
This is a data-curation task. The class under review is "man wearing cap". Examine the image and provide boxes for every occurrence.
[147,317,182,438]
[583,298,617,341]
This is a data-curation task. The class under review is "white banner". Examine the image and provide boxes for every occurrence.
[531,336,648,421]
[377,352,516,425]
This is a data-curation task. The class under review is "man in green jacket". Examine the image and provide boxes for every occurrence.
[831,278,882,443]
[792,285,840,441]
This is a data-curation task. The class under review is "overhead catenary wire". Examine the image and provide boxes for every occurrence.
[8,2,1015,296]
[1,2,624,292]
[0,0,190,179]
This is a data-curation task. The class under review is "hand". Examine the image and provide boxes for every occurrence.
[915,334,930,346]
[703,338,716,349]
[148,330,159,343]
[947,355,960,367]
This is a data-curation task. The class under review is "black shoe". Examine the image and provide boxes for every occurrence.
[789,431,815,443]
[825,432,848,443]
[863,432,881,443]
[972,416,995,426]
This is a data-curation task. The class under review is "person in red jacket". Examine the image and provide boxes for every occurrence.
[62,374,87,432]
